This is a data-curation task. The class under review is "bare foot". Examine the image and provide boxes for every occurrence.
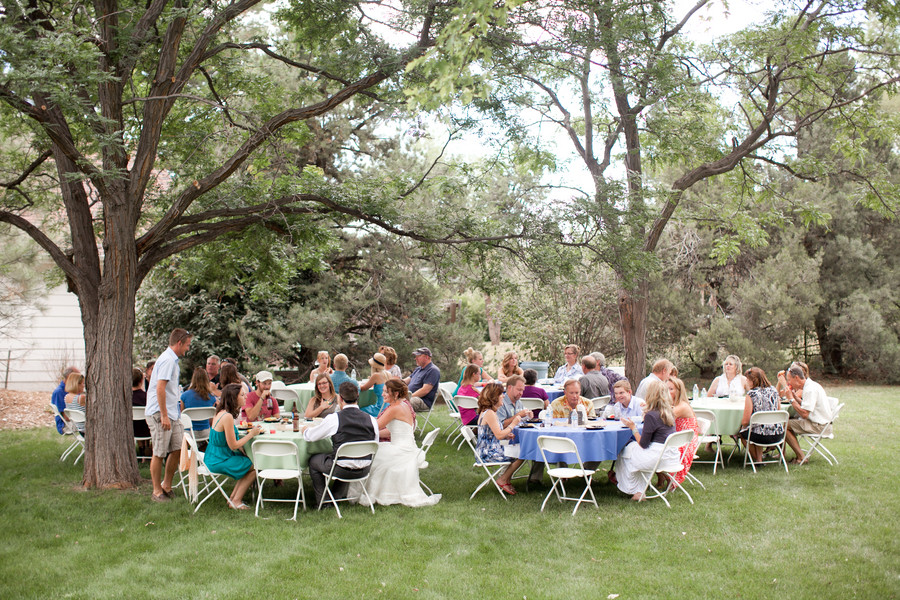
[631,493,645,501]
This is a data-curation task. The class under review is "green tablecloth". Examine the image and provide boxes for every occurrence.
[284,382,375,412]
[691,398,796,436]
[243,428,332,469]
[690,398,745,436]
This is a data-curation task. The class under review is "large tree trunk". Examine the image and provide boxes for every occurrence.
[618,280,648,386]
[81,206,142,489]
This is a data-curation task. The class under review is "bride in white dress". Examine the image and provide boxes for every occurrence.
[351,379,441,507]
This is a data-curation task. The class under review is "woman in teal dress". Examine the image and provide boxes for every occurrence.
[361,352,391,417]
[205,383,261,510]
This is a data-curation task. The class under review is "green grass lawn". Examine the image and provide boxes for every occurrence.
[1,384,898,599]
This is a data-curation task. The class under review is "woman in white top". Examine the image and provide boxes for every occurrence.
[308,350,334,382]
[379,346,402,379]
[706,355,748,398]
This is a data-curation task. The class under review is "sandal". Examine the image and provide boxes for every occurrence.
[228,500,251,510]
[498,482,517,495]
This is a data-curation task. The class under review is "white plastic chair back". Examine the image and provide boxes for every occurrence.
[420,427,441,455]
[132,406,146,420]
[520,398,545,412]
[272,389,301,413]
[696,417,712,436]
[455,396,478,411]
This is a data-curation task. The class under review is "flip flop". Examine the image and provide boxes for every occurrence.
[499,482,517,495]
[228,500,251,510]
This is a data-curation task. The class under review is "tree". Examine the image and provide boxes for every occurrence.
[0,0,502,488]
[413,0,900,383]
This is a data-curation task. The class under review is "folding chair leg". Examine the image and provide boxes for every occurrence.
[541,480,561,512]
[686,471,706,490]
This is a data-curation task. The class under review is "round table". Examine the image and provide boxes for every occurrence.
[537,384,564,403]
[515,421,637,463]
[242,424,333,469]
[690,398,745,435]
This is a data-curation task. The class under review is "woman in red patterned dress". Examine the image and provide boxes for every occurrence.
[667,377,700,486]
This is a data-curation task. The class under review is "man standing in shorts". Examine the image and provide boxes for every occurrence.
[146,328,192,502]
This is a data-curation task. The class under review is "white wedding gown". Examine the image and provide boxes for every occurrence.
[350,419,441,507]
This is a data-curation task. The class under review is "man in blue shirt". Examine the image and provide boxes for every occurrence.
[330,354,359,394]
[404,347,441,413]
[52,366,80,433]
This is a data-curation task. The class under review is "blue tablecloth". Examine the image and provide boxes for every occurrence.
[515,423,637,463]
[538,385,565,402]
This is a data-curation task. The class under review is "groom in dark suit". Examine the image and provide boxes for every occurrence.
[303,382,379,507]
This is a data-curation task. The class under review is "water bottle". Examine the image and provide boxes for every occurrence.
[541,409,552,428]
[700,387,707,398]
[350,368,357,380]
[692,384,700,401]
[570,409,578,427]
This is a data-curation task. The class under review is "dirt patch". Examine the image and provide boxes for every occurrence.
[0,389,55,430]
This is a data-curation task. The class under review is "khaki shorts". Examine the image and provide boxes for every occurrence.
[146,412,184,457]
[788,418,831,437]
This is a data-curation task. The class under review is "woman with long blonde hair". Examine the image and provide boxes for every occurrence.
[496,351,523,384]
[453,346,492,394]
[614,380,680,501]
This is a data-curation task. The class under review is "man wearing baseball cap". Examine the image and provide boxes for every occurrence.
[404,347,441,413]
[242,370,280,421]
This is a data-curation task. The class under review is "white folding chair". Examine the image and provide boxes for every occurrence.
[453,396,479,449]
[418,427,441,495]
[318,440,380,518]
[131,406,153,460]
[537,435,598,515]
[590,396,611,415]
[460,426,515,500]
[182,426,233,512]
[638,429,697,507]
[683,419,709,490]
[182,406,217,443]
[272,389,302,414]
[50,404,81,462]
[799,401,843,466]
[444,395,462,442]
[692,409,725,474]
[252,439,305,520]
[62,409,87,464]
[416,398,440,433]
[520,397,545,415]
[743,410,790,473]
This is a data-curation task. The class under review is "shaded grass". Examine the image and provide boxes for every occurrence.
[0,384,898,599]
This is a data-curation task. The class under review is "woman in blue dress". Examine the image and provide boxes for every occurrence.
[475,382,523,495]
[205,383,261,510]
[361,352,390,417]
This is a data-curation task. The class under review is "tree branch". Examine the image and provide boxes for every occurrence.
[1,150,53,189]
[0,210,81,284]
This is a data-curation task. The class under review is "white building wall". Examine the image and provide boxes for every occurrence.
[0,284,85,391]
